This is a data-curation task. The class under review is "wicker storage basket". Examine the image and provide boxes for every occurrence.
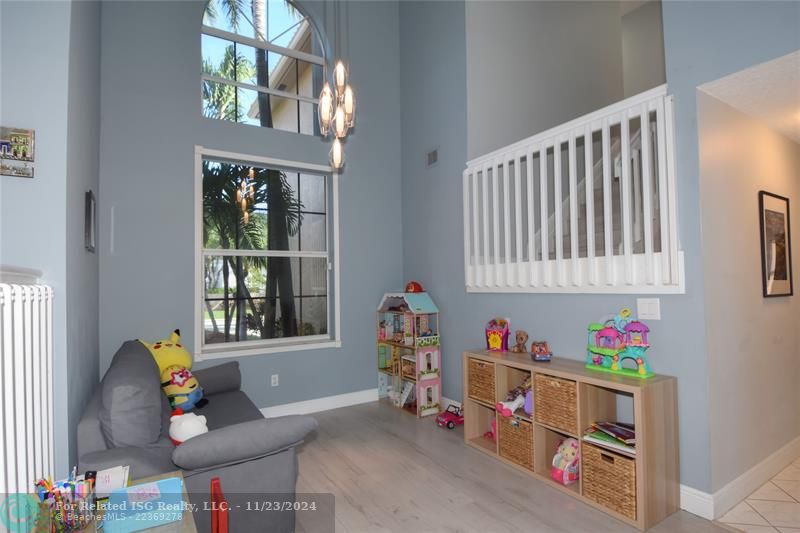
[498,416,533,470]
[467,358,495,405]
[582,443,637,520]
[534,374,578,434]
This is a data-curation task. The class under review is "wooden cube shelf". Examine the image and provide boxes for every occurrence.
[463,350,678,530]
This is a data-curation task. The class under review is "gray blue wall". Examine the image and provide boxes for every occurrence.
[400,0,799,494]
[65,0,101,471]
[0,0,101,475]
[98,1,403,407]
[661,0,800,492]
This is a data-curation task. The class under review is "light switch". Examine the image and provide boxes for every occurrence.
[637,298,661,320]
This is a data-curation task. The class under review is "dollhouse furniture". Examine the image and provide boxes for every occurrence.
[462,350,678,530]
[376,292,441,417]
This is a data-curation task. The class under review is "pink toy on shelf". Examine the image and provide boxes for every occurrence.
[485,318,510,351]
[551,438,580,486]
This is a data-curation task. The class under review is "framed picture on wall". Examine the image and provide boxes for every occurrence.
[759,191,793,297]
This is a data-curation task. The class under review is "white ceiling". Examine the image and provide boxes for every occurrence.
[700,50,800,144]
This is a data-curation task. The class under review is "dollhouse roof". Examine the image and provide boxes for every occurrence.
[377,292,439,314]
[624,321,650,333]
[598,326,622,338]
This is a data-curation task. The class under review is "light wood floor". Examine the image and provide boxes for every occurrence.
[296,400,727,533]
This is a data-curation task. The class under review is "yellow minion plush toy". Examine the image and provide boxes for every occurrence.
[160,365,205,410]
[140,329,206,410]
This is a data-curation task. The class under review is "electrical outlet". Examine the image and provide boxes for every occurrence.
[637,298,661,320]
[271,374,279,387]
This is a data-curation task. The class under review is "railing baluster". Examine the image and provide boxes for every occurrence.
[503,158,512,286]
[471,170,481,287]
[481,162,490,288]
[602,118,614,285]
[554,138,565,286]
[514,153,524,287]
[656,99,670,284]
[493,161,501,287]
[665,96,680,284]
[585,124,596,285]
[463,170,472,288]
[540,143,550,286]
[621,111,634,285]
[527,147,537,287]
[640,104,654,284]
[568,132,580,285]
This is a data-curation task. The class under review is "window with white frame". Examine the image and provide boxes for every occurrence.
[201,0,324,135]
[196,148,339,357]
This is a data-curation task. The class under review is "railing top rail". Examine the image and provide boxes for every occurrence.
[466,84,668,169]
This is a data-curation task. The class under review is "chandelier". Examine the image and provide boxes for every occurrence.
[318,60,355,170]
[318,0,355,171]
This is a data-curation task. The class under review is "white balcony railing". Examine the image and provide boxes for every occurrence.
[462,84,684,294]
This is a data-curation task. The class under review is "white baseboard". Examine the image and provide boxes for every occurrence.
[260,388,378,418]
[680,485,715,520]
[441,396,462,410]
[680,433,800,520]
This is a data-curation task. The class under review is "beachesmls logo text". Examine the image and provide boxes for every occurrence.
[0,493,39,533]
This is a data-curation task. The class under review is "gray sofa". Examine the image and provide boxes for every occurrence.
[78,340,318,532]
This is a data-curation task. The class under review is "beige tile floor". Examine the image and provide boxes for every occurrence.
[719,457,800,532]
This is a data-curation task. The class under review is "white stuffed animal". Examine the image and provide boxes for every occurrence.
[169,410,209,445]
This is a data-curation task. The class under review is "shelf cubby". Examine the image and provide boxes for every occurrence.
[464,399,497,456]
[533,424,580,495]
[495,365,532,421]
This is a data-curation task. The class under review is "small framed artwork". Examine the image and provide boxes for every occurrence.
[85,190,96,253]
[0,126,35,178]
[758,191,793,297]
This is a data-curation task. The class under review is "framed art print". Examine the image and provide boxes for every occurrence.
[759,191,793,297]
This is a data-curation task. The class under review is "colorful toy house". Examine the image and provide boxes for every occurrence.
[377,292,442,417]
[586,309,654,377]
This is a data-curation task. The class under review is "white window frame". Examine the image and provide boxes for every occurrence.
[200,23,323,133]
[194,146,341,360]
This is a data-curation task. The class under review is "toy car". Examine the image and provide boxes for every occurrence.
[436,405,464,430]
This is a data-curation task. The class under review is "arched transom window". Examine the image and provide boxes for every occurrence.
[202,0,325,135]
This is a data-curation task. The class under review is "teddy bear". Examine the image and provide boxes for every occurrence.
[169,409,209,445]
[510,330,529,353]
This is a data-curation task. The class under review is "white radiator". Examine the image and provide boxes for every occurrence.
[0,283,54,495]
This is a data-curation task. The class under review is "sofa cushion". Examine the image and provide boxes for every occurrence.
[194,390,263,431]
[99,340,164,448]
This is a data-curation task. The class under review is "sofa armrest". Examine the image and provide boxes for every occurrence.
[172,415,317,471]
[193,362,241,395]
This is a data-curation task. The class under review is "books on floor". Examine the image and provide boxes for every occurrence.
[583,421,636,455]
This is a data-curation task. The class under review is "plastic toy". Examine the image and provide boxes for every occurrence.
[140,329,193,374]
[436,405,464,429]
[551,438,580,485]
[168,409,209,445]
[405,280,424,293]
[586,308,653,377]
[530,341,552,362]
[485,318,510,351]
[483,418,497,442]
[161,365,206,410]
[510,330,529,353]
[141,329,207,409]
[496,375,533,417]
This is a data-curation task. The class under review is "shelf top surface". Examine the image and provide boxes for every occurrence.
[464,350,674,390]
